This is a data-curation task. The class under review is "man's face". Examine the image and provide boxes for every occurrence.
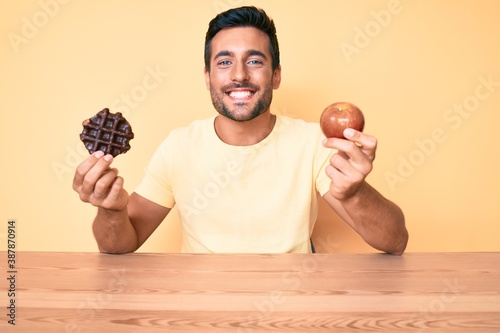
[205,27,281,122]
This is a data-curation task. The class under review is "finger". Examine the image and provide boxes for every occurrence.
[73,151,104,192]
[107,175,124,202]
[100,176,127,210]
[325,162,365,200]
[80,154,115,196]
[325,139,372,176]
[325,164,356,196]
[343,128,377,160]
[92,168,119,199]
[329,152,366,180]
[323,131,377,163]
[102,177,126,209]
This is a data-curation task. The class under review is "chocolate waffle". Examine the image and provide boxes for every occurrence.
[79,108,134,157]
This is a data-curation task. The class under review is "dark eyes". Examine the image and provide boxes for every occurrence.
[217,59,263,67]
[248,59,263,65]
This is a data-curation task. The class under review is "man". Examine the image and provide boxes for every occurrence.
[73,6,408,254]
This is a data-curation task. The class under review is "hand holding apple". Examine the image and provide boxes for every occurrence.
[321,102,376,200]
[320,102,365,138]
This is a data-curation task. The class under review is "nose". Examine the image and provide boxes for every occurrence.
[230,61,249,82]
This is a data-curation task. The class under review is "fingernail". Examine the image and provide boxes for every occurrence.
[322,138,327,146]
[94,151,104,158]
[104,154,113,162]
[344,128,355,138]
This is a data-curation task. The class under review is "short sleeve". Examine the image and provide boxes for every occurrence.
[313,133,335,197]
[134,135,176,208]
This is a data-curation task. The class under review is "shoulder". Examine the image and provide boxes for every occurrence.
[275,115,332,163]
[275,115,323,141]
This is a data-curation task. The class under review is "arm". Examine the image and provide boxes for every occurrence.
[73,151,170,254]
[322,129,408,255]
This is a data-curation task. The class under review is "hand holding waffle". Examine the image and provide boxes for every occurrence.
[73,108,132,210]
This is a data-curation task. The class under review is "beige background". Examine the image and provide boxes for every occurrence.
[1,0,499,253]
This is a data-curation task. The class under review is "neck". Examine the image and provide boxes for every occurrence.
[214,111,276,146]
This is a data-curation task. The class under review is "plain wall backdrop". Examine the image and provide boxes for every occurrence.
[1,0,499,253]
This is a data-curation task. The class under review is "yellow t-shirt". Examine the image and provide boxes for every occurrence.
[135,115,334,253]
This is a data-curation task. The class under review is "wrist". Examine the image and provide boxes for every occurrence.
[335,180,368,204]
[96,205,128,223]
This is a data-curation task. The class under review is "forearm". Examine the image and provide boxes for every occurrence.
[92,207,138,254]
[338,182,408,255]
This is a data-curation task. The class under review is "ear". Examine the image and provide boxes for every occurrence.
[272,65,282,89]
[204,67,210,90]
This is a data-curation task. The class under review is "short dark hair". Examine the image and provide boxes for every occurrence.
[204,6,280,71]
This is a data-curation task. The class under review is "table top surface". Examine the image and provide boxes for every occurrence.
[1,251,499,332]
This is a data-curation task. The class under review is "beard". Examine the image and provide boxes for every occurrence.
[209,81,274,122]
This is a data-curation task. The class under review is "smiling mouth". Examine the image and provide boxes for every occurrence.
[226,89,255,99]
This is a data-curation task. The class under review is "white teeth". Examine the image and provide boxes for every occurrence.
[229,91,253,98]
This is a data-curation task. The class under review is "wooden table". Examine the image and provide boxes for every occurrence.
[1,252,499,332]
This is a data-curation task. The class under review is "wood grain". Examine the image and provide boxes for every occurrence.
[1,252,499,332]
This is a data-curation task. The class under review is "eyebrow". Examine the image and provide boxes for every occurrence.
[214,49,268,60]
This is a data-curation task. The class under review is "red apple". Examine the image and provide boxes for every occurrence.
[320,102,365,138]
